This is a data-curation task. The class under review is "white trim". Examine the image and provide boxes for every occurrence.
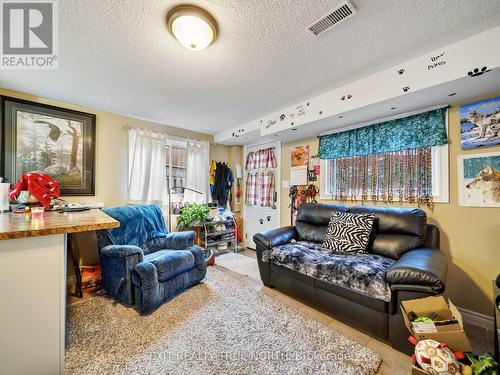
[319,158,333,201]
[457,306,495,331]
[432,108,450,203]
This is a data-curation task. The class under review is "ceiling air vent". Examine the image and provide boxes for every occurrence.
[307,1,357,36]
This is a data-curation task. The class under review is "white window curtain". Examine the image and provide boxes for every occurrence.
[127,127,167,204]
[185,139,209,203]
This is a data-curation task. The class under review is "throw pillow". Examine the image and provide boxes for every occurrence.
[323,211,375,253]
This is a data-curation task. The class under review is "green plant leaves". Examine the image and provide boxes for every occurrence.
[176,203,210,230]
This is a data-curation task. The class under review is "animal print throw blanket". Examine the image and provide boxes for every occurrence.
[262,241,395,302]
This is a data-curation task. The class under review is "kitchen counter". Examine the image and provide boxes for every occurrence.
[0,209,119,240]
[0,208,119,375]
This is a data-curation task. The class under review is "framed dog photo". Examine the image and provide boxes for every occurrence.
[460,96,500,150]
[1,96,96,196]
[458,152,500,207]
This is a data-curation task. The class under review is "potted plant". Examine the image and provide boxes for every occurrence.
[176,203,210,231]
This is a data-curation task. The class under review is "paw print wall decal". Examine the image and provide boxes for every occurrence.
[403,86,410,92]
[280,114,285,121]
[468,66,491,77]
[397,69,405,75]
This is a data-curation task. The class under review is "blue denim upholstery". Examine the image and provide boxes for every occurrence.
[97,205,206,314]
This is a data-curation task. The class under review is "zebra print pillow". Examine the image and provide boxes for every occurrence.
[323,211,375,253]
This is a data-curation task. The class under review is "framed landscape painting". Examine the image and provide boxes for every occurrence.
[458,152,500,207]
[1,96,96,196]
[460,96,500,150]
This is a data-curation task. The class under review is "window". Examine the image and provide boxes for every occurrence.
[166,137,187,196]
[320,143,449,204]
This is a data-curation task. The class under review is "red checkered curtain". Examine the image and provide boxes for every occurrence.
[257,148,277,169]
[245,151,257,171]
[246,148,277,171]
[266,148,277,168]
[245,171,258,205]
[260,171,275,207]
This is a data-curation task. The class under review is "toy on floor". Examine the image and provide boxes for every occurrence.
[460,353,498,375]
[204,249,215,266]
[409,336,462,375]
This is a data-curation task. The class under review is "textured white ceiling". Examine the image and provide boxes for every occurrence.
[2,0,500,134]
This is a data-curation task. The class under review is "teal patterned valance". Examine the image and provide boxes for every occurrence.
[318,108,448,159]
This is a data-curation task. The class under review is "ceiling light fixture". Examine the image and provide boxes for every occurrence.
[166,5,218,51]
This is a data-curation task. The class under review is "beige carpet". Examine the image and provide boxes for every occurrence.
[65,266,381,374]
[215,252,261,280]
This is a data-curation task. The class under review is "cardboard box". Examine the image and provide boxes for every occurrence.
[401,296,472,352]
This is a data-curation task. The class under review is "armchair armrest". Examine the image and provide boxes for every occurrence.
[100,244,144,261]
[99,245,144,305]
[164,231,195,250]
[385,248,447,293]
[253,226,297,250]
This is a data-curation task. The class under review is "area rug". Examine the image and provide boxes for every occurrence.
[65,266,381,374]
[215,252,261,280]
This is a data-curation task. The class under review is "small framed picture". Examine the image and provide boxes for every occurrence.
[1,96,96,196]
[460,96,500,150]
[291,145,309,166]
[457,152,500,207]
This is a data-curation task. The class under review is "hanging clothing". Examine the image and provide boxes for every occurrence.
[209,160,217,195]
[213,162,233,206]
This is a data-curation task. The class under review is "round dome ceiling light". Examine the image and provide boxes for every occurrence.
[166,5,218,51]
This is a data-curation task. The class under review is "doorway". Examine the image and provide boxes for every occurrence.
[243,141,281,249]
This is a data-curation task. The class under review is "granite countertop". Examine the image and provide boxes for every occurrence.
[0,209,120,240]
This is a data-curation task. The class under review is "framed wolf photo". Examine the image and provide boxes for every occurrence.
[460,96,500,150]
[1,97,96,196]
[458,152,500,208]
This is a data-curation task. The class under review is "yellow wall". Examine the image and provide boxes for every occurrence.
[0,88,212,207]
[280,95,500,316]
[0,88,213,266]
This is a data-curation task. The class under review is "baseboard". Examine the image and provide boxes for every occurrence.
[457,306,495,331]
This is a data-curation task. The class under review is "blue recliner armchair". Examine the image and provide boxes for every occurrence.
[96,205,207,314]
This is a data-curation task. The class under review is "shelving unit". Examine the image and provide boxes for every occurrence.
[199,218,238,255]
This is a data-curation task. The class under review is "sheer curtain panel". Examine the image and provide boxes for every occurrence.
[186,139,210,203]
[127,127,167,204]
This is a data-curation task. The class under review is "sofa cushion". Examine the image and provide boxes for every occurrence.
[351,206,427,260]
[143,249,195,282]
[262,241,395,302]
[296,203,350,226]
[323,211,375,253]
[295,203,349,242]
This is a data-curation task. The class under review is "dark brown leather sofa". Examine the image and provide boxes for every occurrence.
[253,203,448,353]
